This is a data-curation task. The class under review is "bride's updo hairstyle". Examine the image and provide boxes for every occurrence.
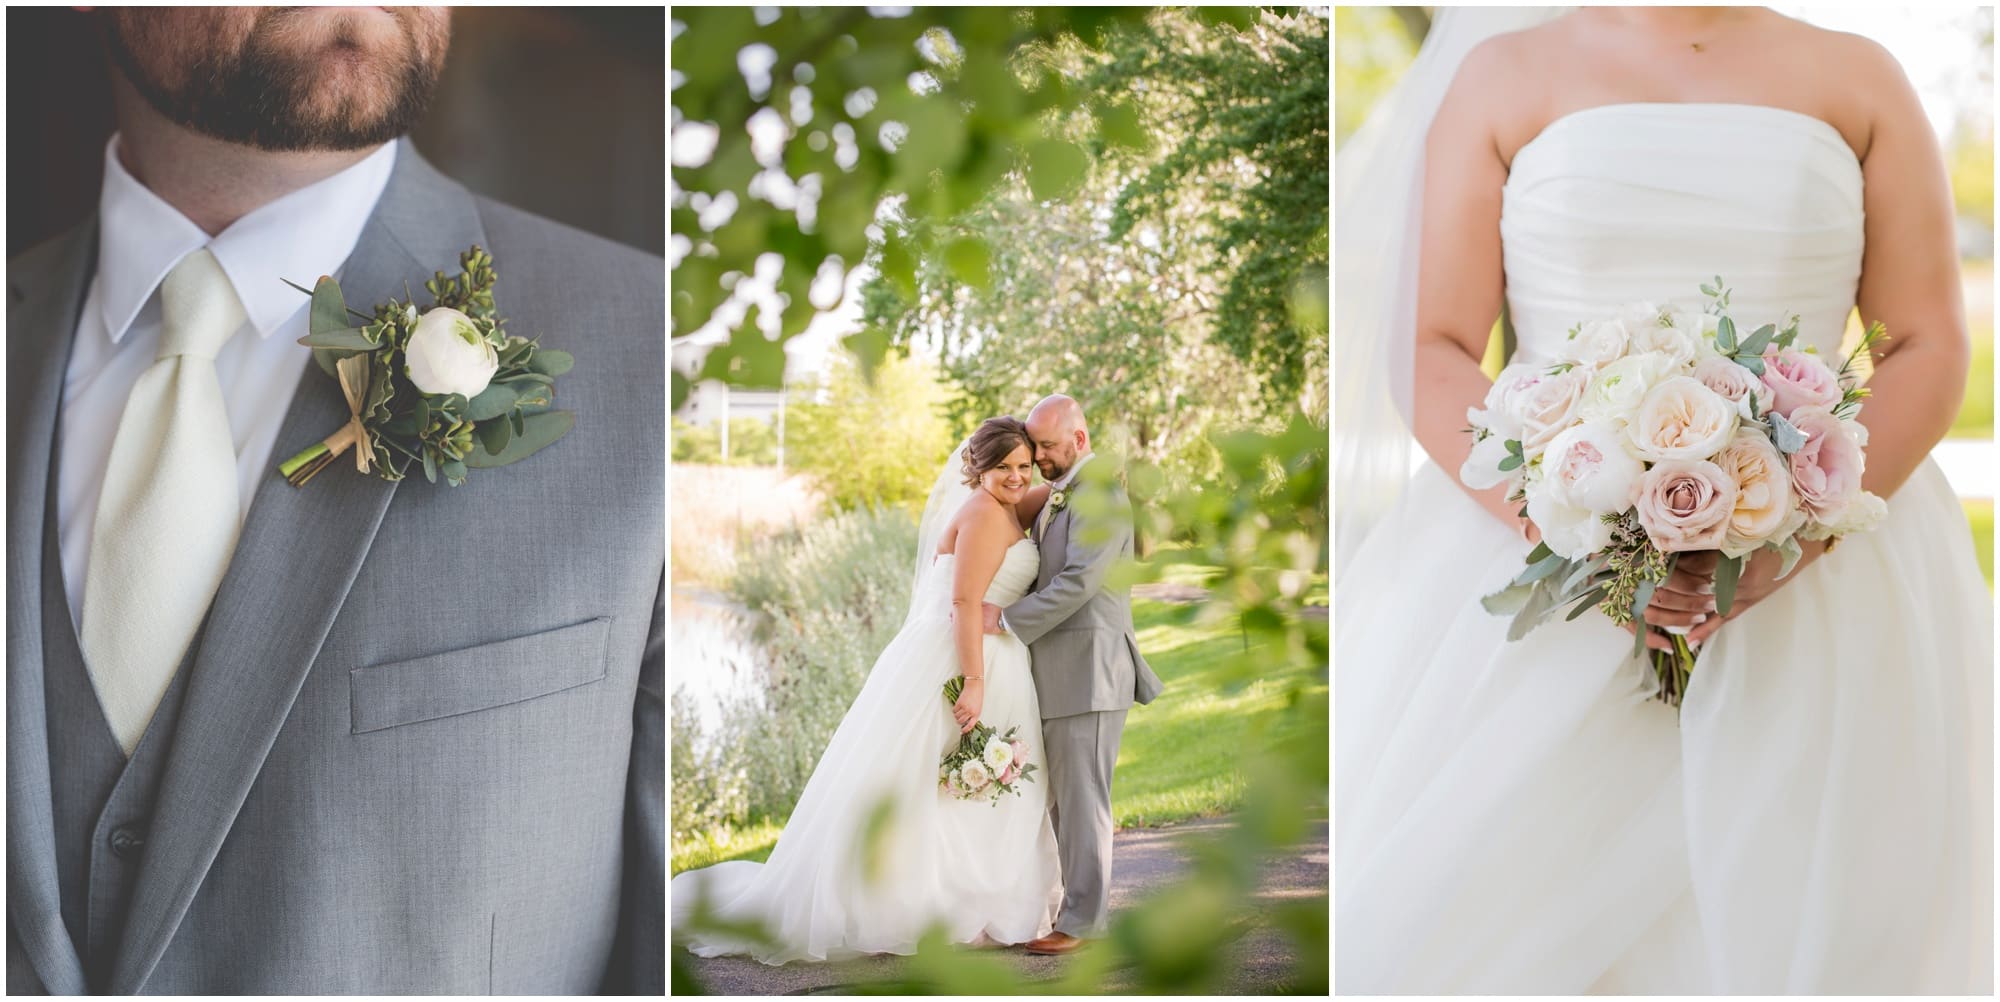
[961,416,1035,487]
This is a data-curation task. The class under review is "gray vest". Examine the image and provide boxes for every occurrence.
[39,459,196,992]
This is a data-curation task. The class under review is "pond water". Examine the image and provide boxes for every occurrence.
[670,588,765,745]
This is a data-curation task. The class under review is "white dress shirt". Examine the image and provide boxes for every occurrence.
[58,136,397,627]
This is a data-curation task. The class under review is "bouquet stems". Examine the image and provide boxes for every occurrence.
[1648,630,1699,708]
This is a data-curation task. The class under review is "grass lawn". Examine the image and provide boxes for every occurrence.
[1965,498,1993,591]
[670,595,1329,874]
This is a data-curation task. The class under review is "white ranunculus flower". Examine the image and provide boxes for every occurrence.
[1526,485,1613,560]
[1542,421,1644,514]
[404,306,500,398]
[1798,490,1887,541]
[1626,376,1738,462]
[960,760,992,791]
[983,735,1013,773]
[1460,434,1514,491]
[1575,350,1678,427]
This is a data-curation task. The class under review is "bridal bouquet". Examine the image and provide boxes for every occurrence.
[1464,279,1887,707]
[938,676,1038,803]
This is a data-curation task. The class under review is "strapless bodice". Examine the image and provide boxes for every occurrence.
[915,538,1039,614]
[1500,103,1864,361]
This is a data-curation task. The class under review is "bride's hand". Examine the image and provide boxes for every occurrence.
[951,678,984,734]
[1683,541,1828,646]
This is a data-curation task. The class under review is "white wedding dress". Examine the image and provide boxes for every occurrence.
[672,538,1061,964]
[1335,104,1993,993]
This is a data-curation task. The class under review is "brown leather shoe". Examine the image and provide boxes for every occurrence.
[1024,932,1084,956]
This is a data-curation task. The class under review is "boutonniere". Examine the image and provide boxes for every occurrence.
[275,246,574,488]
[1047,488,1071,515]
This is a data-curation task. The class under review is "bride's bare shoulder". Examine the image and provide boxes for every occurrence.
[1431,21,1559,166]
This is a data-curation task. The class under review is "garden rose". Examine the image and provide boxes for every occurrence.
[1542,421,1644,514]
[1758,346,1842,419]
[1466,362,1542,440]
[1509,366,1592,457]
[1711,429,1794,557]
[1633,458,1738,552]
[1526,485,1614,560]
[1010,740,1028,767]
[983,735,1014,773]
[1626,376,1739,462]
[404,306,499,398]
[960,760,992,791]
[999,765,1018,785]
[1691,354,1773,421]
[1628,311,1703,369]
[1566,318,1632,368]
[1786,405,1867,524]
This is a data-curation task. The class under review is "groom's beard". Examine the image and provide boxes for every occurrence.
[102,7,449,153]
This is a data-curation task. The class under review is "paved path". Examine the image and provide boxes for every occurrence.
[676,817,1329,995]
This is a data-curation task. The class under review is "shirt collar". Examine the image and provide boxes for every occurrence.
[1054,451,1095,491]
[94,135,399,345]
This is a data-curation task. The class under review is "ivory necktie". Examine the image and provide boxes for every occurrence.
[81,248,245,755]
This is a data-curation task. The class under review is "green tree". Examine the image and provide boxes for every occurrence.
[1082,9,1330,413]
[785,351,954,513]
[1333,5,1419,148]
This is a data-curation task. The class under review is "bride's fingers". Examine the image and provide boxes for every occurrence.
[1647,588,1715,614]
[1675,550,1721,576]
[1642,606,1707,629]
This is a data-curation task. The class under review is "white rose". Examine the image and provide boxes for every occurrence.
[1625,376,1739,462]
[1460,434,1514,491]
[960,760,992,791]
[983,735,1013,773]
[404,306,500,398]
[1566,319,1631,369]
[1526,484,1613,560]
[1628,313,1703,369]
[1576,351,1678,426]
[1542,421,1644,514]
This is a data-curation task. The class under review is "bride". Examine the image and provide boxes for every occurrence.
[1335,6,1991,994]
[672,416,1061,963]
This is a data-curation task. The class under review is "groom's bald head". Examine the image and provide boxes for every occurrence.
[1025,394,1089,482]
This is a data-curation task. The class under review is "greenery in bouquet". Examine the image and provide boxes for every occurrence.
[939,675,1039,803]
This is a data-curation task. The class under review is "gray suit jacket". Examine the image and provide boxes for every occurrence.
[6,141,664,994]
[1007,456,1165,719]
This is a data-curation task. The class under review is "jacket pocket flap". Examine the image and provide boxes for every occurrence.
[349,617,611,734]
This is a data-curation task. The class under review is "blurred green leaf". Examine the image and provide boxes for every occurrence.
[944,236,991,289]
[1025,138,1089,200]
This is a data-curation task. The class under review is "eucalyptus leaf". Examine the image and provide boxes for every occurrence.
[478,416,513,455]
[309,275,348,337]
[464,410,575,469]
[466,382,521,422]
[1768,410,1808,454]
[1564,586,1608,622]
[1716,315,1737,352]
[1497,455,1523,472]
[1513,551,1568,587]
[1737,323,1777,357]
[1525,540,1554,565]
[1738,354,1766,376]
[1714,553,1744,617]
[421,448,438,484]
[1773,535,1804,579]
[1559,555,1608,595]
[501,372,558,387]
[297,327,377,350]
[527,349,574,378]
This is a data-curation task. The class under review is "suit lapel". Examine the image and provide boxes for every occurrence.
[110,141,488,993]
[6,221,98,996]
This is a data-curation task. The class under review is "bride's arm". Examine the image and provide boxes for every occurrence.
[1410,41,1535,539]
[947,503,1012,733]
[1846,37,1969,499]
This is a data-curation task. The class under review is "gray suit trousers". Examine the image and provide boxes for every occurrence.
[1042,708,1127,938]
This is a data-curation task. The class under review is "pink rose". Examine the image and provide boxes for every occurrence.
[1512,367,1592,456]
[1758,347,1842,419]
[1011,740,1028,767]
[999,766,1018,785]
[1786,405,1866,524]
[1692,355,1772,420]
[1633,458,1738,552]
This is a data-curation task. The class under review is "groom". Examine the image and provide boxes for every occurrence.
[983,394,1164,955]
[7,9,661,994]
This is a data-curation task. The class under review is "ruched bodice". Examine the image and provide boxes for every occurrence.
[917,539,1039,613]
[1501,103,1864,362]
